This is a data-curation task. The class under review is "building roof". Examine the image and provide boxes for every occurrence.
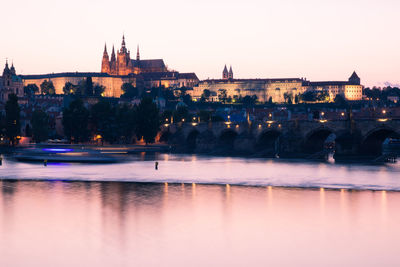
[349,71,360,80]
[201,78,304,84]
[178,73,198,80]
[20,72,132,79]
[132,59,166,69]
[309,81,350,86]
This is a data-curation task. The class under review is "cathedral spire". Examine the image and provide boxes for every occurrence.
[223,65,228,79]
[111,45,116,61]
[228,65,233,79]
[122,34,126,48]
[136,45,140,60]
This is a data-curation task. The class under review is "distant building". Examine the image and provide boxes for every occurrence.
[191,66,363,103]
[20,35,199,97]
[191,66,306,103]
[0,60,24,102]
[305,72,363,101]
[101,35,167,75]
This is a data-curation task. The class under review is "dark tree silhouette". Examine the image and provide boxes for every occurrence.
[5,94,21,145]
[31,109,49,143]
[134,97,160,144]
[62,98,89,143]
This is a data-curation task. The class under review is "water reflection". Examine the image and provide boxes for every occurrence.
[1,181,400,266]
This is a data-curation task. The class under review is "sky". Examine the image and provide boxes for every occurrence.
[1,0,399,87]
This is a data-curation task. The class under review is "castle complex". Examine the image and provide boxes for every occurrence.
[101,35,167,75]
[191,66,363,103]
[0,35,363,103]
[17,36,198,98]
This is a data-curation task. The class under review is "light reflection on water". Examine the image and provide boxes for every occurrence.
[0,181,400,266]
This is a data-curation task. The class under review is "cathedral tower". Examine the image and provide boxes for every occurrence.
[101,44,110,73]
[228,66,233,79]
[117,35,132,75]
[110,45,117,75]
[223,65,228,80]
[136,45,140,60]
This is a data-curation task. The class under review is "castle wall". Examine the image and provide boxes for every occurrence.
[22,76,136,98]
[192,79,305,103]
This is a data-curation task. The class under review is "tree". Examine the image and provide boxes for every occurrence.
[93,84,105,96]
[182,94,192,105]
[121,83,139,98]
[62,98,89,143]
[334,94,347,107]
[294,94,299,104]
[5,94,20,145]
[24,84,39,96]
[218,89,227,103]
[25,124,32,137]
[133,97,160,144]
[200,89,211,102]
[63,82,78,95]
[90,100,117,144]
[85,77,94,96]
[40,80,55,95]
[31,110,49,143]
[173,105,189,122]
[115,104,135,143]
[242,95,257,107]
[202,89,211,99]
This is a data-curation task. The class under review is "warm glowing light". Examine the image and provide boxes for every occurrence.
[321,112,325,116]
[378,118,388,122]
[341,112,345,116]
[165,118,168,122]
[236,124,239,128]
[382,110,386,114]
[192,123,198,126]
[258,124,262,128]
[266,120,275,124]
[182,118,185,122]
[319,119,328,123]
[278,124,282,128]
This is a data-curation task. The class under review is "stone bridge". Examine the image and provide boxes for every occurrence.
[159,119,400,158]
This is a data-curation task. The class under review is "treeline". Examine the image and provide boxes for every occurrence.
[62,97,160,144]
[364,86,400,101]
[23,77,106,96]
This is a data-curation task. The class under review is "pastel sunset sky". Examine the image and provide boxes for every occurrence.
[1,0,399,87]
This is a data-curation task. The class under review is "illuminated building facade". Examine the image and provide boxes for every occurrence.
[191,67,363,103]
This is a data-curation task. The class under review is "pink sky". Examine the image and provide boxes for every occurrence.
[1,0,399,87]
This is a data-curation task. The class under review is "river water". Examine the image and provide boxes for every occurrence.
[1,154,400,266]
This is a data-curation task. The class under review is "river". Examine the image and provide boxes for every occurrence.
[1,154,400,266]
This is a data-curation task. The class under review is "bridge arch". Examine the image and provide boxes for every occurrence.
[186,129,200,152]
[159,130,171,143]
[256,130,282,155]
[218,129,239,151]
[360,127,400,156]
[303,127,336,153]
